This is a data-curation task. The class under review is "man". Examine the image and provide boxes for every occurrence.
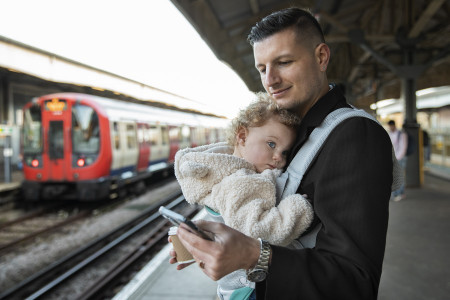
[388,119,408,201]
[174,7,394,299]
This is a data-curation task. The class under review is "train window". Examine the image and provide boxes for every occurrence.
[169,127,180,142]
[126,124,137,149]
[49,121,64,159]
[23,105,42,153]
[210,128,217,143]
[137,126,145,143]
[149,126,159,146]
[161,126,168,145]
[72,104,100,154]
[181,126,190,143]
[113,122,120,149]
[143,125,151,144]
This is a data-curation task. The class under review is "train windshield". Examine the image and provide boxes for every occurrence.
[23,105,42,153]
[72,104,100,154]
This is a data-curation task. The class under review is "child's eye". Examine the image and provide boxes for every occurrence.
[267,141,276,149]
[282,150,290,156]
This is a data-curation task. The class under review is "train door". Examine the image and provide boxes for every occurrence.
[41,98,71,180]
[121,122,139,173]
[110,121,123,172]
[148,125,170,171]
[168,126,180,163]
[136,123,150,172]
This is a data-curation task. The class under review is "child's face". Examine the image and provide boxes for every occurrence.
[237,118,296,173]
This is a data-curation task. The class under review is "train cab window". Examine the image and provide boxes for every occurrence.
[72,105,100,154]
[49,121,64,159]
[126,124,137,149]
[23,105,42,153]
[161,126,168,145]
[149,126,159,146]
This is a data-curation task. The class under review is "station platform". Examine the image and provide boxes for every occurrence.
[113,163,450,300]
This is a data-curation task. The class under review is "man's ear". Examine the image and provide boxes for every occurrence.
[236,127,247,145]
[316,43,330,72]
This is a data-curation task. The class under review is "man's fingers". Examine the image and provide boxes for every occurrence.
[176,261,195,270]
[194,219,225,234]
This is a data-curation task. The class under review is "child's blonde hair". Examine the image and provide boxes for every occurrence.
[226,92,301,146]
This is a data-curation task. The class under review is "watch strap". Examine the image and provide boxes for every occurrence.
[246,238,271,281]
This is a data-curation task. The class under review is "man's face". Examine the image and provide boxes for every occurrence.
[253,28,325,117]
[389,124,396,132]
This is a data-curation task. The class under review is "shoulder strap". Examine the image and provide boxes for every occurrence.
[276,107,386,249]
[276,107,377,200]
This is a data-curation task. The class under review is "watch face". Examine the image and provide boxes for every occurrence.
[247,270,266,282]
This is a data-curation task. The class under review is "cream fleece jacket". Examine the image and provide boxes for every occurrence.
[174,142,314,246]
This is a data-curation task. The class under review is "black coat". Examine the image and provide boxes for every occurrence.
[256,87,393,300]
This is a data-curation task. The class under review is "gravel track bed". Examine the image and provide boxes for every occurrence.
[0,180,180,292]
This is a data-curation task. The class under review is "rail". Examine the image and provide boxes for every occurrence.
[0,190,197,299]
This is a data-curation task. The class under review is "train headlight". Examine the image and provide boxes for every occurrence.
[31,159,39,167]
[77,158,85,167]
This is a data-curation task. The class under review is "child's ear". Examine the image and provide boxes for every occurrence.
[236,127,247,145]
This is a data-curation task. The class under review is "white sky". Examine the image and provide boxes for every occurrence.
[0,0,256,118]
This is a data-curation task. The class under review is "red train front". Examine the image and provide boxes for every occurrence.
[21,93,227,201]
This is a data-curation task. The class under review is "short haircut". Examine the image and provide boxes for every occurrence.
[388,120,395,126]
[247,7,325,46]
[226,92,301,146]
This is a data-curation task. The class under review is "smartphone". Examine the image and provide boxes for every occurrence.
[159,206,213,240]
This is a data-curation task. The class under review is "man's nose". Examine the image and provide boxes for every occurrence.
[264,66,280,88]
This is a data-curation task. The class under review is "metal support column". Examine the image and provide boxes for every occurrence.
[0,76,6,123]
[401,47,422,187]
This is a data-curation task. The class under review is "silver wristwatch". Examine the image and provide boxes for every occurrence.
[246,238,271,282]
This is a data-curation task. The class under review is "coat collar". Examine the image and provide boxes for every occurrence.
[288,85,350,163]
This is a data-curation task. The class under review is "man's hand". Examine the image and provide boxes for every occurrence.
[176,220,261,281]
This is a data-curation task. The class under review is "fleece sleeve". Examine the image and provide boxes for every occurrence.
[206,169,314,246]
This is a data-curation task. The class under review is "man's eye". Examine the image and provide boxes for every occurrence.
[258,68,266,74]
[267,141,276,149]
[279,61,291,66]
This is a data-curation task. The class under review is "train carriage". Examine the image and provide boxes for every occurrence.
[21,93,228,201]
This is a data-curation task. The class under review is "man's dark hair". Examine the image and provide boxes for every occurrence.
[247,7,325,46]
[388,120,395,126]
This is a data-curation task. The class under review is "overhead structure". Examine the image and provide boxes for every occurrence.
[171,0,450,110]
[171,0,450,187]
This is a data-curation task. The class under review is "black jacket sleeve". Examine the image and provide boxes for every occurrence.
[256,117,393,300]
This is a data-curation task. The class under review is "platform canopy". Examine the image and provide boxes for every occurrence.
[171,0,450,110]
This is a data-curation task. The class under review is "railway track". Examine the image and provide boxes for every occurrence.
[0,191,199,299]
[0,204,91,253]
[0,174,176,255]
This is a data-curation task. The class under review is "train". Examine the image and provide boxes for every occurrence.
[21,93,229,201]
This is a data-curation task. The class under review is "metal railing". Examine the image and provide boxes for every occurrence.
[429,131,450,168]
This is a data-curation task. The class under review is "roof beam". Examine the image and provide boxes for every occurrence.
[249,0,259,14]
[409,0,446,38]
